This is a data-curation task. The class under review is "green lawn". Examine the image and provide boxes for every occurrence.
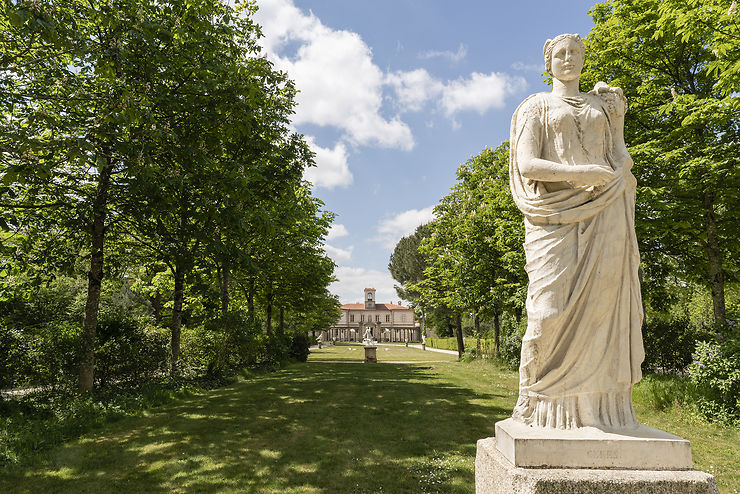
[308,343,458,362]
[1,354,737,493]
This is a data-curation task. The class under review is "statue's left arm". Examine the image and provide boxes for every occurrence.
[592,82,634,176]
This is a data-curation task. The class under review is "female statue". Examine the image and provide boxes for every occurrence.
[509,34,644,430]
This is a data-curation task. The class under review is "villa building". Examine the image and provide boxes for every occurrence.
[323,288,419,342]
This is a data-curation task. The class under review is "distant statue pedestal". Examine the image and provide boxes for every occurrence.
[421,343,426,351]
[364,344,377,363]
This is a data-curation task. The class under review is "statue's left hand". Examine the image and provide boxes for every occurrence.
[592,82,627,118]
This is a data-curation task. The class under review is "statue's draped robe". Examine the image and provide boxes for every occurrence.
[509,92,644,430]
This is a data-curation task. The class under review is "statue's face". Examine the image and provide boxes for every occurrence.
[550,38,584,81]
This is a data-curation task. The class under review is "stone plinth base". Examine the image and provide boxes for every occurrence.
[364,345,377,363]
[476,438,719,494]
[495,418,692,470]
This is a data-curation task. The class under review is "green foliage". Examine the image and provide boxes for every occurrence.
[642,317,714,372]
[499,325,525,370]
[583,0,740,327]
[289,332,311,363]
[181,312,265,377]
[95,313,168,387]
[0,377,226,466]
[388,223,430,304]
[427,337,461,352]
[407,143,525,350]
[0,0,338,389]
[689,335,740,423]
[427,337,500,358]
[633,373,697,412]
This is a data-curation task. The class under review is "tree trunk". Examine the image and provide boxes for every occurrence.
[171,265,185,376]
[421,309,426,338]
[278,306,285,338]
[474,312,481,355]
[493,309,501,355]
[248,277,255,315]
[78,159,113,393]
[266,287,273,336]
[514,306,522,324]
[220,263,230,317]
[703,189,726,330]
[149,291,162,324]
[455,314,464,359]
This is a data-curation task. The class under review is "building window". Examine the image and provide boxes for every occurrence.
[386,314,390,322]
[368,292,372,300]
[350,315,354,322]
[375,315,379,322]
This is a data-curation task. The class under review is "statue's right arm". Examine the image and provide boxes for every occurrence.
[517,129,614,187]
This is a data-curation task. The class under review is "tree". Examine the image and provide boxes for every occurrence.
[388,223,430,332]
[1,0,164,391]
[412,143,526,356]
[389,223,430,303]
[583,0,740,329]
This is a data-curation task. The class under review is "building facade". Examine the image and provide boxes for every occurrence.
[323,288,419,342]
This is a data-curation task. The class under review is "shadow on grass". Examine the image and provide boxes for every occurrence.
[2,363,513,493]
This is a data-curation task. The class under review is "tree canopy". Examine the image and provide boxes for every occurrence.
[1,0,338,392]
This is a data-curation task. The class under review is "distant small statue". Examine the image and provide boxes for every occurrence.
[363,327,375,345]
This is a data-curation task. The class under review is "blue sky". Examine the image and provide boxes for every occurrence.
[253,0,598,304]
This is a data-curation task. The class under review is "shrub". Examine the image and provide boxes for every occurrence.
[641,317,712,373]
[181,311,266,376]
[688,335,740,424]
[95,312,168,387]
[427,337,459,352]
[289,331,311,362]
[499,329,523,369]
[0,320,80,389]
[0,325,26,389]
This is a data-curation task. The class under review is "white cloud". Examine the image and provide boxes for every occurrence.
[418,43,468,62]
[385,69,444,113]
[387,69,527,119]
[326,224,349,241]
[254,0,414,150]
[440,72,527,116]
[323,244,353,264]
[330,266,401,305]
[376,205,436,249]
[303,136,352,189]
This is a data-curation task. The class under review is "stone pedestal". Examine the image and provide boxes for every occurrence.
[475,419,718,494]
[364,345,377,363]
[422,343,426,351]
[495,418,692,470]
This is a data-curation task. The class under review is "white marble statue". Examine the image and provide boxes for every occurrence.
[509,33,644,430]
[363,327,374,344]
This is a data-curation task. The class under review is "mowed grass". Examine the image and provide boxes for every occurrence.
[0,352,737,493]
[308,343,458,362]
